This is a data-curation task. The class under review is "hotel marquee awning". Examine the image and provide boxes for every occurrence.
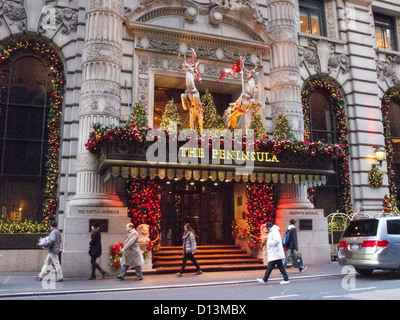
[97,141,336,186]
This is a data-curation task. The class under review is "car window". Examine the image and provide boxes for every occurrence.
[342,219,378,237]
[387,220,400,235]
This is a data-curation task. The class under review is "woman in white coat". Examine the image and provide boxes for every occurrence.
[257,221,289,284]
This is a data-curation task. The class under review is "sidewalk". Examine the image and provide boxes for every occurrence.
[0,262,343,298]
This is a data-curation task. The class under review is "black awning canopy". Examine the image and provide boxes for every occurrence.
[97,141,336,185]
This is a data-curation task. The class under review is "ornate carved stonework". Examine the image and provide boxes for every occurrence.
[299,39,350,75]
[0,0,26,31]
[83,40,123,67]
[135,34,262,63]
[80,80,121,117]
[39,5,78,34]
[87,0,124,17]
[127,0,269,43]
[377,54,400,86]
[76,153,100,172]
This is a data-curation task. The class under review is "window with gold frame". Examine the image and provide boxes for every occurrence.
[374,13,397,51]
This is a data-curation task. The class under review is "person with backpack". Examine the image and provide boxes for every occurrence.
[283,219,307,273]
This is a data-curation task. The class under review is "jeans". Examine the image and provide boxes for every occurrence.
[263,259,289,282]
[39,253,63,280]
[180,252,201,273]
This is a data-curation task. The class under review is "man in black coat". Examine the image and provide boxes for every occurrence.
[283,219,307,273]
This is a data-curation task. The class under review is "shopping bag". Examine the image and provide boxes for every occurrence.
[291,251,303,268]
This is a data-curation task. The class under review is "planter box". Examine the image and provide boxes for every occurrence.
[0,233,48,250]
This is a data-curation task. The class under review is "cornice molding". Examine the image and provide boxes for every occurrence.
[129,21,269,60]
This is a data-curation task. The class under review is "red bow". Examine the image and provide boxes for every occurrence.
[217,60,243,82]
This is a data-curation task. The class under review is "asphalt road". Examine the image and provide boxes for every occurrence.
[10,270,400,301]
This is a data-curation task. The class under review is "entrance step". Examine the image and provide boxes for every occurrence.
[151,245,265,274]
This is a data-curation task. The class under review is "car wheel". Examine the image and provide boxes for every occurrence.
[355,268,373,276]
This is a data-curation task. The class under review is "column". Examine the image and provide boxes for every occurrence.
[266,0,313,231]
[63,0,129,278]
[70,0,125,207]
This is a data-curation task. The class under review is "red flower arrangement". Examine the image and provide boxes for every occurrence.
[244,182,276,249]
[127,178,162,253]
[109,242,124,269]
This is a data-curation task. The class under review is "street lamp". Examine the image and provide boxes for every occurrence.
[374,146,385,167]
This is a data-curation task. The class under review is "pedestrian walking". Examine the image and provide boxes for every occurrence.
[283,219,307,273]
[177,223,202,277]
[257,221,289,285]
[117,223,143,281]
[36,221,64,282]
[88,222,107,280]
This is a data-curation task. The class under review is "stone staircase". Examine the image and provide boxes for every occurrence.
[152,245,265,274]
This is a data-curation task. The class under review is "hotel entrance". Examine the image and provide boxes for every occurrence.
[160,179,235,246]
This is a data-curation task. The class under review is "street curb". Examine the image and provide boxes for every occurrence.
[0,272,344,299]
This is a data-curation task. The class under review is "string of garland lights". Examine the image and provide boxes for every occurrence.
[86,120,347,249]
[0,40,65,222]
[381,88,400,212]
[302,78,353,215]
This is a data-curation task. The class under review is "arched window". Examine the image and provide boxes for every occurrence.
[309,90,336,144]
[388,101,400,162]
[302,79,351,215]
[385,99,400,206]
[0,56,51,221]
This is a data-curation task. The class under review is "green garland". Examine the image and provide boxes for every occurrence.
[381,88,400,212]
[302,78,353,214]
[0,40,65,221]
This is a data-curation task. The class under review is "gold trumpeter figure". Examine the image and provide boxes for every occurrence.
[180,48,204,132]
[220,57,262,130]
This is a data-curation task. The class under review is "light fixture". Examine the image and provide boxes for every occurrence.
[374,146,385,167]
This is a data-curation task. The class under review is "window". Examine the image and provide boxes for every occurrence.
[299,0,326,36]
[375,13,397,51]
[387,219,400,235]
[342,219,379,237]
[388,101,400,163]
[0,56,50,221]
[309,91,336,144]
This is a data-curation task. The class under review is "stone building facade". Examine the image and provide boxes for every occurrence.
[1,0,400,276]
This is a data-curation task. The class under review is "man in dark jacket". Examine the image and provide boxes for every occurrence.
[36,221,63,282]
[88,222,107,280]
[283,219,307,273]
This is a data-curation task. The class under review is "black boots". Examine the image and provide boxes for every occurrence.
[89,268,107,280]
